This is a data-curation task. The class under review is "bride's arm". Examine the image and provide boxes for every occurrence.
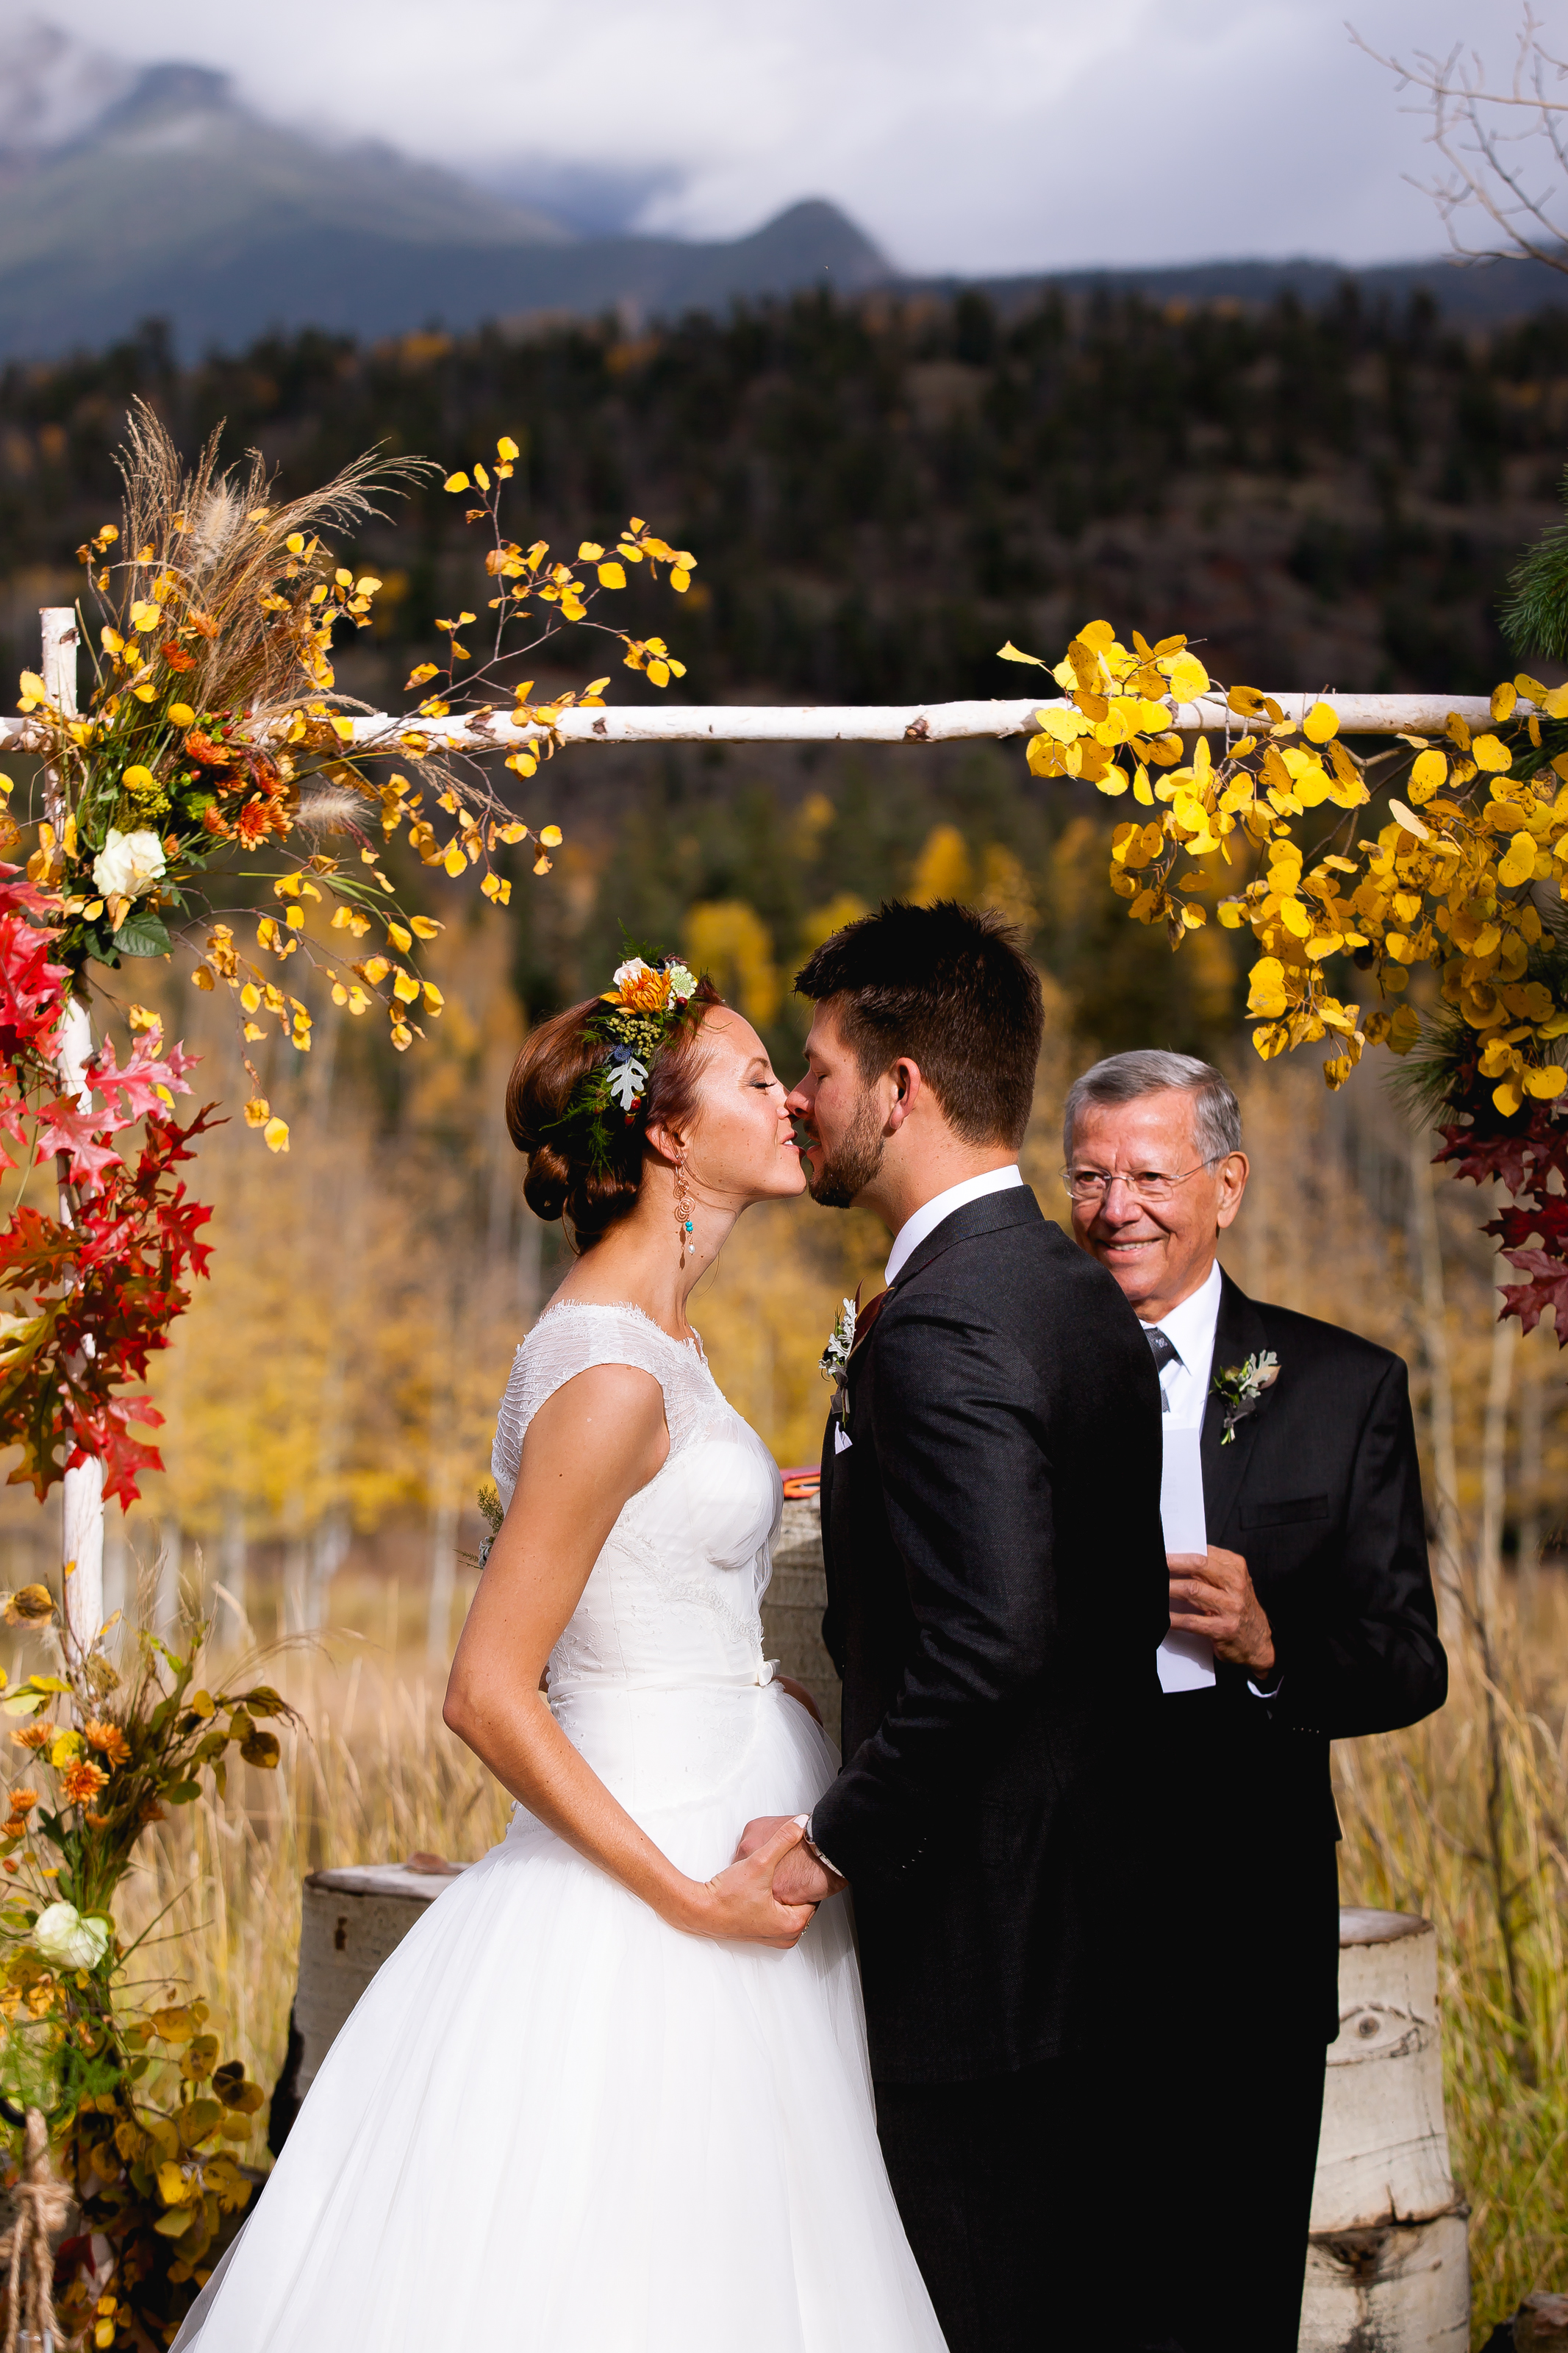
[444,1363,814,1949]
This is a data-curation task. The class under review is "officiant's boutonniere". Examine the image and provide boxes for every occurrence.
[1210,1350,1281,1443]
[820,1293,858,1422]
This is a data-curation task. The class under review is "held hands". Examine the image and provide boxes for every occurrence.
[737,1813,845,1908]
[685,1815,820,1949]
[1167,1545,1276,1676]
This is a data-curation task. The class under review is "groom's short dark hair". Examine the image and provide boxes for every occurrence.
[794,900,1042,1149]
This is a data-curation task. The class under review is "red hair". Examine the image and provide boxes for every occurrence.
[505,978,724,1247]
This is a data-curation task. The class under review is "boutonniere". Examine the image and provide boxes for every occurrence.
[1210,1350,1281,1443]
[820,1293,858,1422]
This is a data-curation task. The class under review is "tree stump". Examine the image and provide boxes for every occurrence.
[270,1860,465,2147]
[761,1493,839,1747]
[1298,1909,1469,2352]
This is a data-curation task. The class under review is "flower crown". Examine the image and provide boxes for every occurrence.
[554,951,702,1172]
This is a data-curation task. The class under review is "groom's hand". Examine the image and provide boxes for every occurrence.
[737,1814,845,1905]
[1167,1545,1275,1675]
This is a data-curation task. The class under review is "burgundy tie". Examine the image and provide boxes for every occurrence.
[848,1287,890,1363]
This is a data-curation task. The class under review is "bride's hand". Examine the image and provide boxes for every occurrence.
[686,1815,817,1949]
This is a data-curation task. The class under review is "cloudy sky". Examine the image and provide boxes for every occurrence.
[26,0,1549,272]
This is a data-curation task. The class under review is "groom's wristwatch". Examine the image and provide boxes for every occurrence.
[803,1817,844,1882]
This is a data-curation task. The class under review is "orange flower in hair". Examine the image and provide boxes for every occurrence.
[609,960,673,1015]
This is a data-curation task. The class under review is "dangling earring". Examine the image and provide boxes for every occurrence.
[674,1154,695,1268]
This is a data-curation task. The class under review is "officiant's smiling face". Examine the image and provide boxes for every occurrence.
[1070,1088,1247,1325]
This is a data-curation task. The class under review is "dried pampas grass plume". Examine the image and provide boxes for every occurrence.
[112,397,432,729]
[295,785,373,837]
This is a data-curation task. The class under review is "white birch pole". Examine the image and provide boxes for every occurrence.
[0,690,1512,755]
[321,688,1505,751]
[40,607,104,1657]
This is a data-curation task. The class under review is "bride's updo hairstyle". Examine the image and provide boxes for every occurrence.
[506,971,724,1246]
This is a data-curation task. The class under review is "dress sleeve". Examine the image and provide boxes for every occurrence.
[491,1307,685,1508]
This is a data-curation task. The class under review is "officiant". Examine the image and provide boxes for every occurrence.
[1064,1049,1447,2353]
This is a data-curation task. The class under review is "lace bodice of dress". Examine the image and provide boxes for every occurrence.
[491,1301,784,1696]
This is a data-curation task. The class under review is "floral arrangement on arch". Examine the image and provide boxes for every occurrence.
[1002,624,1568,1335]
[0,1574,293,2347]
[0,404,695,2335]
[0,401,694,1510]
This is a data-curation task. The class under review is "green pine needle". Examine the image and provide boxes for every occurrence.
[1502,462,1568,659]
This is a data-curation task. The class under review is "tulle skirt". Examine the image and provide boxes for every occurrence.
[173,1683,946,2353]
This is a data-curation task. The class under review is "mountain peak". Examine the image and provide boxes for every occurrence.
[0,13,893,358]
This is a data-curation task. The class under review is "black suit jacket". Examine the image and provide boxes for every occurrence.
[1159,1268,1448,2040]
[811,1186,1169,2083]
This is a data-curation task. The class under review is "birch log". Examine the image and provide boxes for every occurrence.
[40,609,104,1657]
[1300,1910,1469,2353]
[0,692,1505,757]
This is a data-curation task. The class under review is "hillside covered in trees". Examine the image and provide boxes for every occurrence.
[3,281,1562,696]
[1,279,1564,1071]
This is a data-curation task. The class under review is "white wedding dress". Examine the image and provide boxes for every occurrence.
[174,1302,946,2353]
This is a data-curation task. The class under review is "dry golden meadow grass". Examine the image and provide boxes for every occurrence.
[0,988,1556,2343]
[109,1639,513,2172]
[1336,1599,1568,2343]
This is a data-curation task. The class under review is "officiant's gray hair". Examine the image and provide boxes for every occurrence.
[1063,1051,1242,1166]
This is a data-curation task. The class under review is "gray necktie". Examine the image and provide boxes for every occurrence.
[1145,1325,1178,1412]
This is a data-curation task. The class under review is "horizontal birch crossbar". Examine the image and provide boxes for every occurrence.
[0,693,1501,755]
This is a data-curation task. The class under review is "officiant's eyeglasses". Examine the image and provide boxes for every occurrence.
[1062,1155,1225,1204]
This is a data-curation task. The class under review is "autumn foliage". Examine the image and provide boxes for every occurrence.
[1012,620,1568,1339]
[0,866,212,1507]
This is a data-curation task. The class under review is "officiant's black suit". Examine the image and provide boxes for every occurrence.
[811,1185,1169,2352]
[1145,1268,1447,2353]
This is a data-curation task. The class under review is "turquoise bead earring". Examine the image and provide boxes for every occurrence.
[675,1154,695,1268]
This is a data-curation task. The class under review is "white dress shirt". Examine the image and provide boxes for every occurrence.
[884,1165,1024,1287]
[1145,1259,1223,1429]
[1145,1259,1279,1699]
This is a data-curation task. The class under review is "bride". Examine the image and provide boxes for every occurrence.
[173,951,947,2353]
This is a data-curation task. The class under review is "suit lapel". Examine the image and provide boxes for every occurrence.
[1200,1269,1271,1541]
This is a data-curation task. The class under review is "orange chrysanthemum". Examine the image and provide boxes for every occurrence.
[10,1725,51,1752]
[84,1721,130,1768]
[614,969,670,1014]
[62,1761,109,1806]
[6,1789,37,1815]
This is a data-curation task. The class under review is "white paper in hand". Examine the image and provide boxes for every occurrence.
[1158,1424,1215,1692]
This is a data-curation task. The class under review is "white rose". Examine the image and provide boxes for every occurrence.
[92,829,167,902]
[611,957,652,991]
[33,1901,111,1971]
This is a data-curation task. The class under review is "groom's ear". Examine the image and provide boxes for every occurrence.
[884,1057,925,1133]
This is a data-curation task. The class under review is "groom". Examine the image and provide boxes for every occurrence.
[741,901,1168,2353]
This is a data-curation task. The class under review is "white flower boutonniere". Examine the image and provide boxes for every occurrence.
[820,1294,857,1422]
[1210,1350,1281,1444]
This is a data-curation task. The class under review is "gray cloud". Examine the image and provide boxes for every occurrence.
[13,0,1525,272]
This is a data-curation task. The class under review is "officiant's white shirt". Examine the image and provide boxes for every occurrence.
[1146,1258,1281,1699]
[884,1165,1023,1286]
[1143,1258,1222,1427]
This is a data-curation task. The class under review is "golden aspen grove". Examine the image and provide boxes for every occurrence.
[2,282,1568,2338]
